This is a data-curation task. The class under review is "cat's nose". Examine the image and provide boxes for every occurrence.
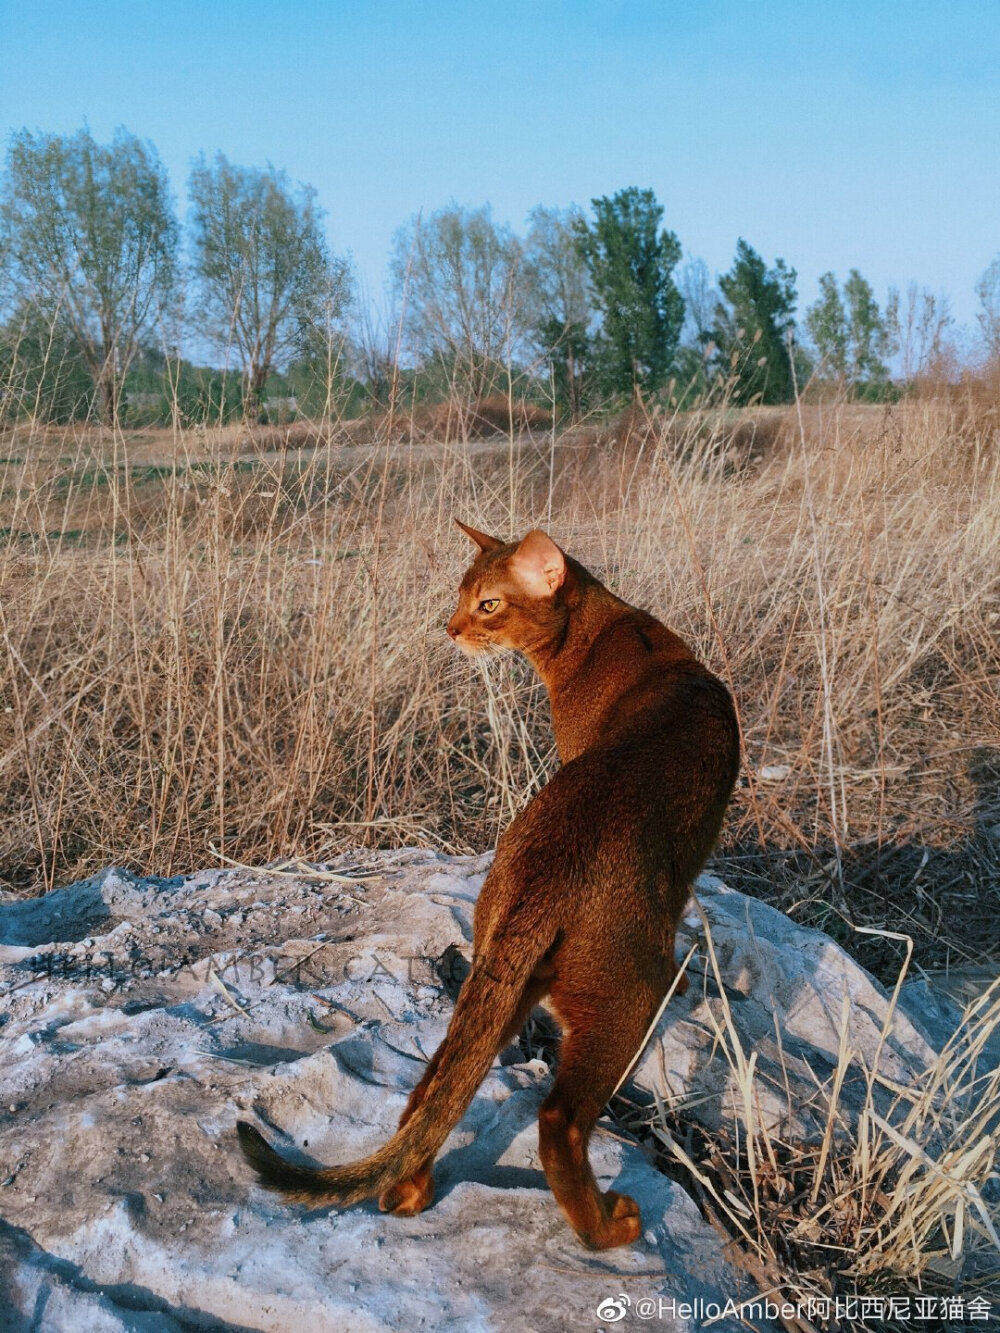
[446,617,461,639]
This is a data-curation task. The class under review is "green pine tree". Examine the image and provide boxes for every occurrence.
[712,240,797,404]
[574,187,684,399]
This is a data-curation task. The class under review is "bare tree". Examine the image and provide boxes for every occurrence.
[678,255,717,347]
[189,154,350,421]
[975,256,1000,361]
[522,205,593,420]
[391,203,524,403]
[353,289,402,412]
[885,283,953,381]
[0,126,178,424]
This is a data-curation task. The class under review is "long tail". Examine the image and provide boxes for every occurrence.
[236,926,550,1206]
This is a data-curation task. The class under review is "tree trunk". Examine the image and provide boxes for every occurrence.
[245,362,270,424]
[98,366,120,427]
[566,348,579,424]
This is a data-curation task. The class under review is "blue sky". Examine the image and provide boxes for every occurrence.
[2,1,998,335]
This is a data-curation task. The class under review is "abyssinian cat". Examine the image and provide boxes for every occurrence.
[238,524,740,1249]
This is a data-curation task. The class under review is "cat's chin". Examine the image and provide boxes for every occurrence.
[456,639,503,658]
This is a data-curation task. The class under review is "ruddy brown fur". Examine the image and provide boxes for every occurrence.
[238,524,740,1249]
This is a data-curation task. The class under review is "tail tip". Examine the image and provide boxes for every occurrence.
[236,1118,276,1174]
[235,1119,333,1203]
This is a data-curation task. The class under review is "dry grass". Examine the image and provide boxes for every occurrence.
[0,398,997,976]
[1,394,998,1310]
[627,911,1000,1328]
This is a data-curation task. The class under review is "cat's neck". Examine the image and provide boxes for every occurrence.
[522,559,630,702]
[521,558,697,762]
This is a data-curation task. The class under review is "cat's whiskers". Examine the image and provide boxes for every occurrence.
[456,636,506,660]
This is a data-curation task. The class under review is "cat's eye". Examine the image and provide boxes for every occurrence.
[479,598,501,614]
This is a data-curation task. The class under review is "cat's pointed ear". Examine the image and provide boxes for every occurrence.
[511,530,566,597]
[454,519,503,553]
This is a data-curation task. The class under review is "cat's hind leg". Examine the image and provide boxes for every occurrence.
[538,974,666,1249]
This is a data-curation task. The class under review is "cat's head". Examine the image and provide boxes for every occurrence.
[447,522,569,657]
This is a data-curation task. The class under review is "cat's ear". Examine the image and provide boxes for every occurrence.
[510,530,566,597]
[454,519,503,553]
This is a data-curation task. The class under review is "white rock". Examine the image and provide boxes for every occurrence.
[0,850,986,1330]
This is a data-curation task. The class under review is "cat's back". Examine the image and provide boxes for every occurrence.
[554,606,736,760]
[515,608,738,839]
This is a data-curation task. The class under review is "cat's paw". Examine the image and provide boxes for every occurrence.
[605,1190,641,1222]
[578,1191,642,1249]
[378,1172,435,1217]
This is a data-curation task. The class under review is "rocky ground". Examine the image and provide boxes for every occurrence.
[0,850,994,1331]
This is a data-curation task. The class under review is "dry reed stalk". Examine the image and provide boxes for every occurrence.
[0,393,995,975]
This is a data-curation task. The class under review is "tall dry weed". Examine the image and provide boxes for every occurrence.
[0,396,996,978]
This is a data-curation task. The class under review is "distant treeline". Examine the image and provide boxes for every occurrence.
[1,125,996,427]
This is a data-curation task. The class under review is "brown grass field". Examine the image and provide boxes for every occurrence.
[1,397,996,981]
[1,395,999,1312]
